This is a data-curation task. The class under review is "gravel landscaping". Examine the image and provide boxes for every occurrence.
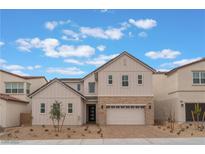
[0,123,205,140]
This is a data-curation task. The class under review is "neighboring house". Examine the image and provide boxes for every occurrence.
[0,70,47,127]
[153,58,205,123]
[29,52,156,126]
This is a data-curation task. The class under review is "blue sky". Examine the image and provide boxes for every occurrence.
[0,9,204,80]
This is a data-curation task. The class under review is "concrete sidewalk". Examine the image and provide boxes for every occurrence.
[1,137,205,145]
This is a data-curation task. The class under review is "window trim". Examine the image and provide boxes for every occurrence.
[122,75,129,87]
[77,83,81,91]
[40,103,46,114]
[192,71,205,85]
[5,82,24,94]
[88,82,95,93]
[137,74,143,85]
[68,103,73,114]
[107,75,113,85]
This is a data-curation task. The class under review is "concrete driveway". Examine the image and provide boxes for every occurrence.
[1,137,205,145]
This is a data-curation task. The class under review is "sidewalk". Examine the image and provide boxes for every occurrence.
[1,137,205,145]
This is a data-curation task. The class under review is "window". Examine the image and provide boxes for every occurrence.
[5,82,24,94]
[88,82,95,93]
[77,84,81,91]
[40,103,45,113]
[68,103,73,113]
[108,75,113,85]
[26,83,31,94]
[193,72,205,85]
[138,74,143,85]
[122,75,128,86]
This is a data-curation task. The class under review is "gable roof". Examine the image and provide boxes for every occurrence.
[0,93,29,104]
[166,58,205,75]
[28,78,86,100]
[83,51,156,80]
[0,69,48,82]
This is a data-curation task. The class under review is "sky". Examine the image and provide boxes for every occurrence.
[0,9,204,80]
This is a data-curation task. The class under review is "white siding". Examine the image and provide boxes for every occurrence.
[32,81,84,125]
[98,54,153,96]
[0,100,7,127]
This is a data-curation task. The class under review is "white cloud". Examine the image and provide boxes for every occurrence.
[80,27,124,40]
[86,54,119,66]
[16,37,95,58]
[47,67,84,75]
[62,29,81,41]
[129,19,157,29]
[160,57,202,68]
[97,45,106,52]
[0,58,6,65]
[0,41,5,47]
[145,49,181,59]
[64,59,84,65]
[10,70,29,76]
[3,64,25,70]
[138,32,148,38]
[100,9,108,13]
[26,65,42,70]
[45,20,71,31]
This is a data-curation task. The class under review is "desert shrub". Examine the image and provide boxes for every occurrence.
[42,125,45,128]
[88,130,91,133]
[81,133,85,136]
[67,134,70,138]
[73,130,76,133]
[97,128,102,134]
[44,129,49,132]
[14,130,20,133]
[181,128,185,132]
[67,128,71,130]
[84,126,88,131]
[191,133,194,136]
[30,129,33,132]
[100,133,103,138]
[0,126,4,133]
[55,134,59,137]
[186,126,189,129]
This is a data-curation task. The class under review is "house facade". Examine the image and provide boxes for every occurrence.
[29,52,155,126]
[153,58,205,123]
[0,70,47,127]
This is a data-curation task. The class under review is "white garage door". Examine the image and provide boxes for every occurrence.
[106,104,145,125]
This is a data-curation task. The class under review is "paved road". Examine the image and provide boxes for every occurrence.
[1,137,205,145]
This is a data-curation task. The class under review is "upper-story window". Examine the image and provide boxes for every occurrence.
[193,71,205,85]
[108,75,113,85]
[88,82,95,93]
[137,74,143,85]
[40,103,45,113]
[77,83,81,91]
[5,82,24,94]
[26,83,31,94]
[122,75,129,87]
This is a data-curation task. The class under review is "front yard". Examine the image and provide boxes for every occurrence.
[0,123,205,140]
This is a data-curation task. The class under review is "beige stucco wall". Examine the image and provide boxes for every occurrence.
[98,54,153,96]
[63,81,84,94]
[31,81,84,125]
[0,99,28,127]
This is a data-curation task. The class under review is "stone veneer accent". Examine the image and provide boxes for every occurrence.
[97,96,154,125]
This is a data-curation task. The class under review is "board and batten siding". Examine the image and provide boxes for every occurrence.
[83,74,98,96]
[32,81,83,125]
[98,54,153,96]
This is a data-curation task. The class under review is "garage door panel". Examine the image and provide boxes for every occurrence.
[106,106,145,125]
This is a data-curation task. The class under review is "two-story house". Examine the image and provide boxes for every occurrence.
[153,58,205,123]
[0,70,47,127]
[29,52,155,126]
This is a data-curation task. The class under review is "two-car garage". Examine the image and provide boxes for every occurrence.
[106,104,145,125]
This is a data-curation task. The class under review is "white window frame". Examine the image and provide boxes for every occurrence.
[193,71,205,85]
[40,103,46,114]
[5,82,24,94]
[88,82,95,93]
[137,74,143,85]
[122,75,129,87]
[68,103,73,114]
[108,75,113,85]
[77,83,81,91]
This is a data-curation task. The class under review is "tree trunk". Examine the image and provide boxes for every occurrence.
[60,115,66,132]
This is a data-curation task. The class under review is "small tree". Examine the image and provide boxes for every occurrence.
[192,103,202,130]
[49,100,66,132]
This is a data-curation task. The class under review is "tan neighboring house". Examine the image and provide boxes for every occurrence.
[0,70,47,127]
[153,58,205,123]
[29,52,156,126]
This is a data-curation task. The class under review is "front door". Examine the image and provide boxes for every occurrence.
[87,105,96,122]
